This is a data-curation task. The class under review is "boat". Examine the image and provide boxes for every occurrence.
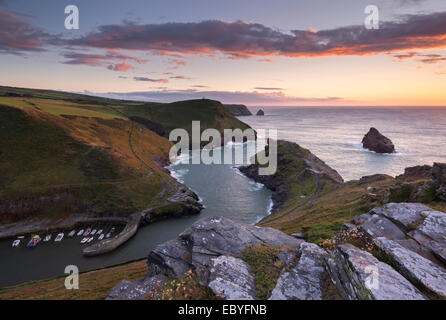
[77,229,84,236]
[106,233,111,239]
[110,227,116,234]
[12,239,20,247]
[68,230,76,237]
[97,229,103,235]
[81,237,89,244]
[87,237,94,243]
[91,229,97,235]
[98,234,104,240]
[84,228,92,236]
[18,236,25,239]
[55,233,64,242]
[43,234,52,242]
[27,235,41,248]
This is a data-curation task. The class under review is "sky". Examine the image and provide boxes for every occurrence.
[1,0,446,106]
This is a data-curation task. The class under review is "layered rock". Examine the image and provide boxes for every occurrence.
[269,243,327,300]
[109,204,446,300]
[327,244,425,300]
[207,255,256,300]
[362,127,395,154]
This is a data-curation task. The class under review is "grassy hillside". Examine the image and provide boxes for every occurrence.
[246,141,446,245]
[0,86,250,223]
[116,99,252,139]
[0,260,148,300]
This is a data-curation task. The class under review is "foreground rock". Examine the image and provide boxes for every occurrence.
[146,216,304,282]
[270,243,327,300]
[374,237,446,298]
[208,255,256,300]
[362,127,395,154]
[109,205,445,300]
[328,244,425,300]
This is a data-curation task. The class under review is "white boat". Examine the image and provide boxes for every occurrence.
[54,233,64,242]
[18,236,25,239]
[43,235,52,242]
[12,240,20,247]
[77,229,84,236]
[97,229,103,235]
[106,233,111,239]
[81,237,89,244]
[68,230,76,237]
[84,228,91,236]
[87,237,94,243]
[98,234,104,240]
[91,229,97,235]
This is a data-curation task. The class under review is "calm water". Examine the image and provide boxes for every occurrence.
[242,106,446,181]
[0,143,271,287]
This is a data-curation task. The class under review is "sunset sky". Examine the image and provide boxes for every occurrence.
[1,0,446,106]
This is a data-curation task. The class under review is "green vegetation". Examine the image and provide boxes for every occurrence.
[388,184,415,203]
[0,86,250,223]
[157,270,219,300]
[0,260,148,300]
[239,244,288,299]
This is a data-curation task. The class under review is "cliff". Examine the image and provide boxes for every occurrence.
[223,104,252,116]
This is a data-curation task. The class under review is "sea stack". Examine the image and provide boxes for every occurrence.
[362,127,395,154]
[256,109,265,116]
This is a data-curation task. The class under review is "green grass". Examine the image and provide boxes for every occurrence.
[0,260,148,300]
[239,244,287,299]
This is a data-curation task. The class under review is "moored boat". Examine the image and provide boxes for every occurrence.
[98,234,104,240]
[55,233,64,242]
[81,237,89,244]
[91,229,97,235]
[43,234,51,242]
[12,239,20,247]
[68,230,76,237]
[84,228,92,236]
[27,235,41,248]
[87,237,94,243]
[77,229,84,236]
[97,229,103,235]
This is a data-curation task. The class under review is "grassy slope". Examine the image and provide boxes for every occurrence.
[0,86,250,223]
[0,260,147,300]
[259,143,446,244]
[116,98,252,139]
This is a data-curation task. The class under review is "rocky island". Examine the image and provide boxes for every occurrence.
[362,127,395,154]
[257,109,265,116]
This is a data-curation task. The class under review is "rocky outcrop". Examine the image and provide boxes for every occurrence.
[256,109,265,116]
[223,104,252,116]
[146,216,304,282]
[207,255,256,300]
[269,242,327,300]
[239,140,343,213]
[327,244,425,300]
[374,237,446,298]
[362,127,395,154]
[109,205,446,300]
